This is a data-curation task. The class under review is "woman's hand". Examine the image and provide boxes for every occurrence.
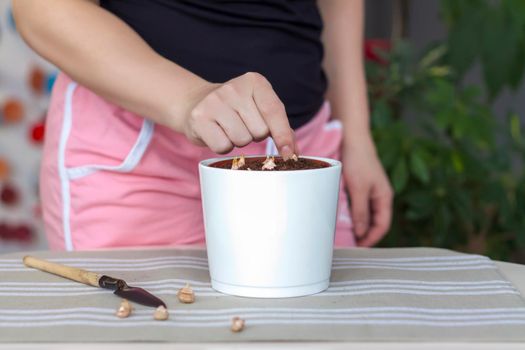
[181,72,297,158]
[343,137,393,246]
[13,2,296,158]
[319,0,392,245]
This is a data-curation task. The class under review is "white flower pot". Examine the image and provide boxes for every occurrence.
[199,156,341,298]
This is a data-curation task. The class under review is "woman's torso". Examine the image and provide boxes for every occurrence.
[100,0,327,129]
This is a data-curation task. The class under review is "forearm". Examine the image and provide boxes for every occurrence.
[12,0,208,131]
[319,0,372,149]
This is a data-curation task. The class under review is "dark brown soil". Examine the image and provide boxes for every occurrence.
[209,156,330,171]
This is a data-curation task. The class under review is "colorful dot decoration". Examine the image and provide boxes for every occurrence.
[0,223,33,243]
[0,67,56,125]
[29,66,46,94]
[1,5,57,247]
[28,67,57,95]
[30,120,46,144]
[46,72,58,94]
[2,98,24,124]
[0,158,9,181]
[1,182,19,206]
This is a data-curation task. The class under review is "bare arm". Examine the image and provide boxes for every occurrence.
[13,0,297,156]
[319,0,369,142]
[13,0,205,130]
[319,0,393,246]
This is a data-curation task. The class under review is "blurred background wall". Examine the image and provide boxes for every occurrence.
[0,1,57,253]
[1,0,524,260]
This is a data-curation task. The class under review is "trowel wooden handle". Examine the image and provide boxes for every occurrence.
[23,255,101,288]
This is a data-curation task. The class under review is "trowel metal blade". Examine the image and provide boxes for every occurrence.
[113,286,167,308]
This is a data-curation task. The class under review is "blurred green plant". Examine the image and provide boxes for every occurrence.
[367,0,525,262]
[441,0,525,97]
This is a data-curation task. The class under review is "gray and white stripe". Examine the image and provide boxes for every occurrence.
[1,306,525,328]
[0,255,497,272]
[0,278,518,297]
[1,248,524,342]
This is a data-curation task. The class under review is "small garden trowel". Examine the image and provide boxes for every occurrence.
[23,255,166,308]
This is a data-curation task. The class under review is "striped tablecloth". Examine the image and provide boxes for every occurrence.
[1,247,524,342]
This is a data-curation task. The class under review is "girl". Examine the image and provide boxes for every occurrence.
[13,0,392,250]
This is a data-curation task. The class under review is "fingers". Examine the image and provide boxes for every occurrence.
[238,99,270,141]
[349,186,370,239]
[189,90,252,152]
[216,80,269,141]
[214,104,253,148]
[192,118,233,154]
[186,72,297,155]
[250,73,297,159]
[355,182,393,247]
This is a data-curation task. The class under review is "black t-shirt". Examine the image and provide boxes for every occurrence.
[100,0,327,129]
